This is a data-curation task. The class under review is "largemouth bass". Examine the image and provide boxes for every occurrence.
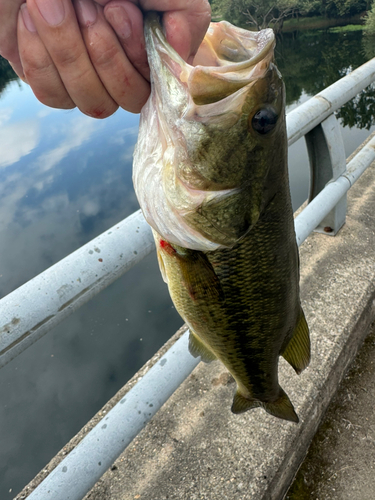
[133,13,310,423]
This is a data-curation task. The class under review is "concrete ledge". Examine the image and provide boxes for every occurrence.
[17,136,375,500]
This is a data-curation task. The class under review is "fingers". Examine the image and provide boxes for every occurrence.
[103,1,150,82]
[18,4,75,108]
[104,0,211,75]
[21,0,118,117]
[76,0,150,113]
[0,0,26,78]
[12,0,211,117]
[140,0,211,63]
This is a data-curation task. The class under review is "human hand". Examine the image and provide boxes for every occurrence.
[0,0,211,117]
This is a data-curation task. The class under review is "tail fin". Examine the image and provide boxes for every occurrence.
[231,387,299,423]
[263,387,299,423]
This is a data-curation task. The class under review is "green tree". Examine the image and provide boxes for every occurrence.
[211,0,370,27]
[362,32,375,59]
[211,0,302,30]
[322,0,369,17]
[297,0,322,16]
[363,1,375,35]
[242,0,300,30]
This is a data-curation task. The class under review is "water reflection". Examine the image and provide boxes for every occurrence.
[337,83,375,130]
[275,29,375,132]
[276,30,369,104]
[0,29,374,499]
[0,81,141,296]
[0,75,183,498]
[0,118,40,168]
[0,56,18,94]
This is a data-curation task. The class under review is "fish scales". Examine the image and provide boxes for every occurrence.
[133,13,310,422]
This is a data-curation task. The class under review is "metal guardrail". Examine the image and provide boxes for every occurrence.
[0,210,154,369]
[295,135,375,245]
[1,57,375,499]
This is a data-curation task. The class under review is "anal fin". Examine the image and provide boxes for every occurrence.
[188,331,217,363]
[231,392,260,414]
[281,309,310,375]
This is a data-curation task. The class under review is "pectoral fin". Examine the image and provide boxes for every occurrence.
[188,331,217,363]
[156,248,168,283]
[178,251,225,303]
[281,309,310,375]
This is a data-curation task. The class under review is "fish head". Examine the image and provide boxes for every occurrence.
[133,14,287,251]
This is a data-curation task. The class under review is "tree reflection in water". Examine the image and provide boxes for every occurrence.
[0,56,18,94]
[337,82,375,130]
[275,28,375,130]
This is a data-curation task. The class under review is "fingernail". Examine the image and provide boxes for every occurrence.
[105,6,132,39]
[76,0,97,28]
[20,4,37,32]
[34,0,65,26]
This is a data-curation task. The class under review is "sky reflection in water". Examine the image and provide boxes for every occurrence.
[0,81,140,296]
[0,27,375,498]
[0,80,183,498]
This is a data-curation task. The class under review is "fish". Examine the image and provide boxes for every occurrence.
[133,13,310,423]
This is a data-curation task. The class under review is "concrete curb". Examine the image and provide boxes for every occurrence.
[17,139,375,500]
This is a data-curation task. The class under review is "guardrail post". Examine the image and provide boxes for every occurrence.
[305,113,347,235]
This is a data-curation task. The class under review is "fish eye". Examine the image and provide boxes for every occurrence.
[251,108,278,135]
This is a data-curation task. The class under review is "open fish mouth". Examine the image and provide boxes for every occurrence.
[146,13,275,105]
[134,14,282,251]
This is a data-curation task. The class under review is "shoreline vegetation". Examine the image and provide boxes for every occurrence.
[210,0,375,35]
[282,12,366,31]
[211,12,367,31]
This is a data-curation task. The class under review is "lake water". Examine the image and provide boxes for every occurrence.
[0,28,374,498]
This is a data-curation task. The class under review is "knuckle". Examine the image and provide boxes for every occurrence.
[52,43,86,70]
[22,54,54,82]
[66,63,94,89]
[91,43,119,70]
